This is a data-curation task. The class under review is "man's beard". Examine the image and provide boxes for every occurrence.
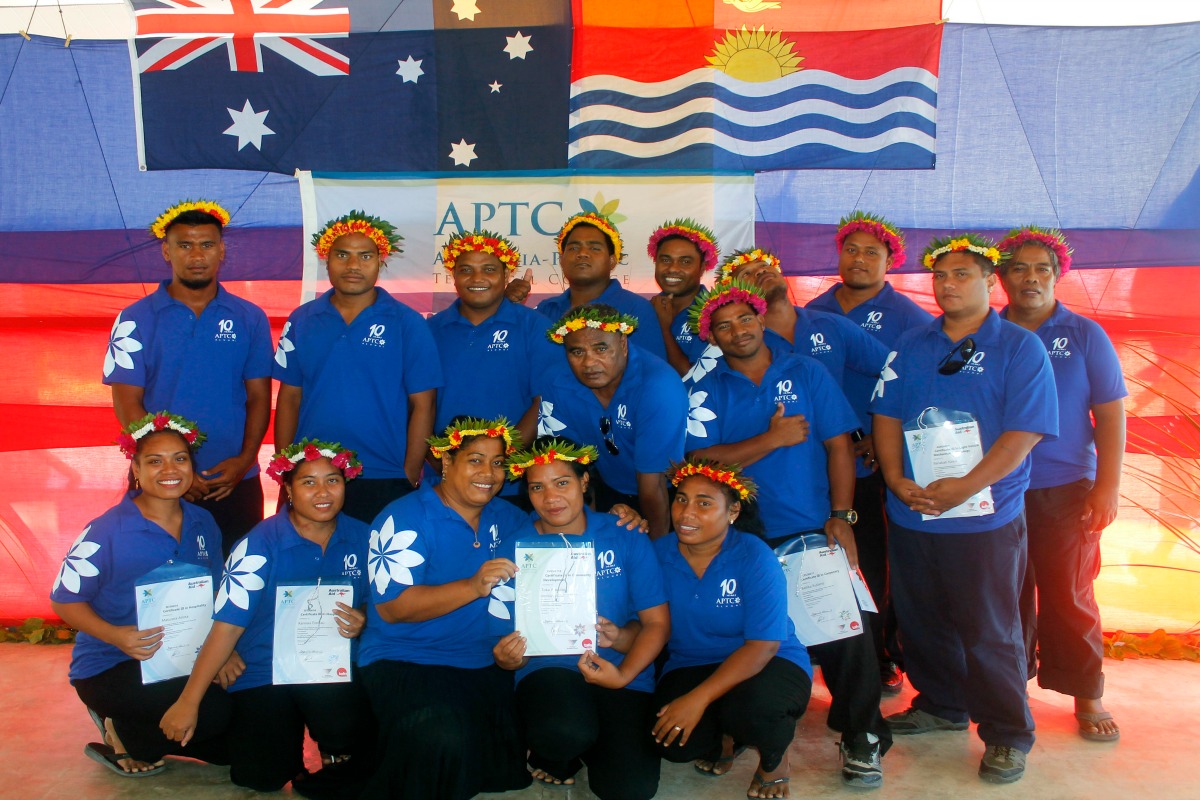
[179,276,214,290]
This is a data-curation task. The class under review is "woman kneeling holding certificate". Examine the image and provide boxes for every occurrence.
[52,413,231,778]
[356,417,533,800]
[492,438,669,798]
[652,460,813,800]
[160,440,372,797]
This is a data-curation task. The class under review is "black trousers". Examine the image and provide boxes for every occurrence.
[1019,479,1106,699]
[652,657,811,773]
[516,668,660,800]
[227,681,375,792]
[194,475,264,560]
[853,471,902,667]
[359,660,530,800]
[72,659,230,765]
[341,477,416,526]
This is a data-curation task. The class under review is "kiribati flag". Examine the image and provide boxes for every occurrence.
[569,1,943,170]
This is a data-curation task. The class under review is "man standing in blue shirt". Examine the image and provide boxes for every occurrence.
[103,200,273,557]
[871,234,1059,784]
[536,305,686,538]
[646,218,720,376]
[273,211,443,525]
[808,212,934,695]
[535,212,668,361]
[684,280,893,789]
[998,226,1127,743]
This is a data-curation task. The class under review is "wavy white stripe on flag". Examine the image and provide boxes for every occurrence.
[570,67,937,100]
[567,126,936,160]
[570,95,934,131]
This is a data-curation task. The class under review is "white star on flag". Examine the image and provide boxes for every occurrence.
[223,100,274,151]
[451,0,480,21]
[396,55,424,83]
[449,138,478,166]
[489,80,502,93]
[504,31,533,60]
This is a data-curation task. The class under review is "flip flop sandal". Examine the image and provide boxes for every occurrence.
[747,773,790,799]
[694,744,748,777]
[1075,711,1120,742]
[84,742,166,778]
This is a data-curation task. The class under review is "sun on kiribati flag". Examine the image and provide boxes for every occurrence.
[569,0,944,170]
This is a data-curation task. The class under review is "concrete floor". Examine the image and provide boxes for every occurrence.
[1,644,1192,800]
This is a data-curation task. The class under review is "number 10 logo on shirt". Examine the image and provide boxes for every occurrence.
[363,324,387,347]
[717,578,741,606]
[214,318,237,342]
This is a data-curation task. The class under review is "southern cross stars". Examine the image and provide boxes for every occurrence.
[223,99,274,151]
[396,55,424,83]
[449,138,478,167]
[504,31,533,60]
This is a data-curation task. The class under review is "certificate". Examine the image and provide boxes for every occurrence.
[904,407,995,521]
[515,537,597,657]
[135,561,214,685]
[774,534,864,646]
[272,580,353,685]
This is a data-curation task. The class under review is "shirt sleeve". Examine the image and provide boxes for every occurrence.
[624,530,667,613]
[101,306,148,386]
[1082,319,1128,406]
[740,539,789,643]
[1002,331,1060,440]
[835,315,891,379]
[272,312,303,386]
[366,505,430,604]
[213,534,273,627]
[805,360,861,442]
[242,305,275,381]
[50,521,111,603]
[634,368,687,475]
[867,338,909,421]
[400,310,445,395]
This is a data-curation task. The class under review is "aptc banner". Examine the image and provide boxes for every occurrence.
[299,172,755,312]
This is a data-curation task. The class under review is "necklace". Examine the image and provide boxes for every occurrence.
[472,530,480,549]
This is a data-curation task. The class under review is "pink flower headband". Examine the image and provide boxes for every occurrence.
[118,411,205,459]
[997,226,1073,274]
[688,279,769,340]
[267,439,362,485]
[835,211,907,269]
[647,218,720,271]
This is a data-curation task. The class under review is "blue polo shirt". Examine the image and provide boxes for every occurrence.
[536,278,669,361]
[654,529,810,676]
[211,511,369,692]
[497,509,666,693]
[102,282,273,474]
[685,344,860,538]
[50,494,222,681]
[358,485,534,669]
[536,346,687,496]
[869,310,1059,533]
[1001,303,1127,489]
[273,288,444,479]
[428,298,563,432]
[663,288,709,363]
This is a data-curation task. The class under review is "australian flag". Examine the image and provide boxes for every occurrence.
[133,0,570,173]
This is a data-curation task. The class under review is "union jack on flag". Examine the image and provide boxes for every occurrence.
[134,0,352,76]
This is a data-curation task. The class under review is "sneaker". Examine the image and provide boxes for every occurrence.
[979,746,1026,784]
[839,734,883,788]
[885,707,969,735]
[880,662,904,695]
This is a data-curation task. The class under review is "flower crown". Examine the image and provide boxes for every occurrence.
[669,458,757,501]
[688,278,768,340]
[312,211,403,260]
[557,211,623,264]
[836,211,907,269]
[922,233,1003,270]
[267,439,362,485]
[548,305,638,344]
[442,229,522,273]
[997,225,1073,274]
[506,438,599,480]
[428,417,522,459]
[117,411,206,459]
[648,218,720,271]
[150,200,230,239]
[716,248,781,284]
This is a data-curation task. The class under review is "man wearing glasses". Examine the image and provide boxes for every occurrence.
[536,304,687,538]
[869,234,1058,785]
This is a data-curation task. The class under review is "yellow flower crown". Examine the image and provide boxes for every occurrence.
[557,211,623,264]
[312,211,403,260]
[506,438,599,480]
[921,233,1003,270]
[428,417,522,459]
[442,230,521,272]
[717,248,781,284]
[150,200,231,239]
[548,305,638,344]
[668,458,757,501]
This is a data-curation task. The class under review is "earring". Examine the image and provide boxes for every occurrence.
[135,478,140,490]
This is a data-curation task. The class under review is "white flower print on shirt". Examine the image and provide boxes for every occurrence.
[488,582,516,619]
[215,538,268,612]
[274,321,295,368]
[368,516,425,595]
[52,526,100,594]
[871,351,899,402]
[537,400,567,437]
[103,313,142,377]
[686,390,717,438]
[684,343,722,385]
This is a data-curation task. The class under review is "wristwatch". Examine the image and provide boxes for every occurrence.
[829,509,858,525]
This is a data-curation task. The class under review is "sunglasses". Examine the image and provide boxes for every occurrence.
[598,416,620,456]
[938,337,976,375]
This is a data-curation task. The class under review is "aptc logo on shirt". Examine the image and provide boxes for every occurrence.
[808,332,833,356]
[773,379,799,404]
[677,321,695,343]
[961,350,987,375]
[615,404,632,431]
[342,552,362,579]
[213,318,238,342]
[1048,336,1072,359]
[716,577,742,606]
[362,323,387,348]
[487,329,511,351]
[195,534,210,562]
[596,548,622,578]
[862,310,884,333]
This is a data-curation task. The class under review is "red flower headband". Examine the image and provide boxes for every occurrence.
[266,439,362,485]
[118,411,205,459]
[312,211,403,260]
[428,417,521,459]
[506,439,599,480]
[835,211,907,269]
[717,248,781,284]
[688,279,769,340]
[669,458,757,501]
[647,218,720,271]
[997,226,1073,274]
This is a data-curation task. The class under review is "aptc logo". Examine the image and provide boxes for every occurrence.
[615,403,632,430]
[863,310,884,332]
[343,552,361,576]
[488,328,510,351]
[774,378,798,404]
[962,350,987,375]
[362,323,387,348]
[596,548,622,578]
[809,331,832,355]
[214,318,237,342]
[716,577,742,606]
[1048,336,1072,359]
[677,321,695,342]
[489,524,500,554]
[196,534,210,560]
